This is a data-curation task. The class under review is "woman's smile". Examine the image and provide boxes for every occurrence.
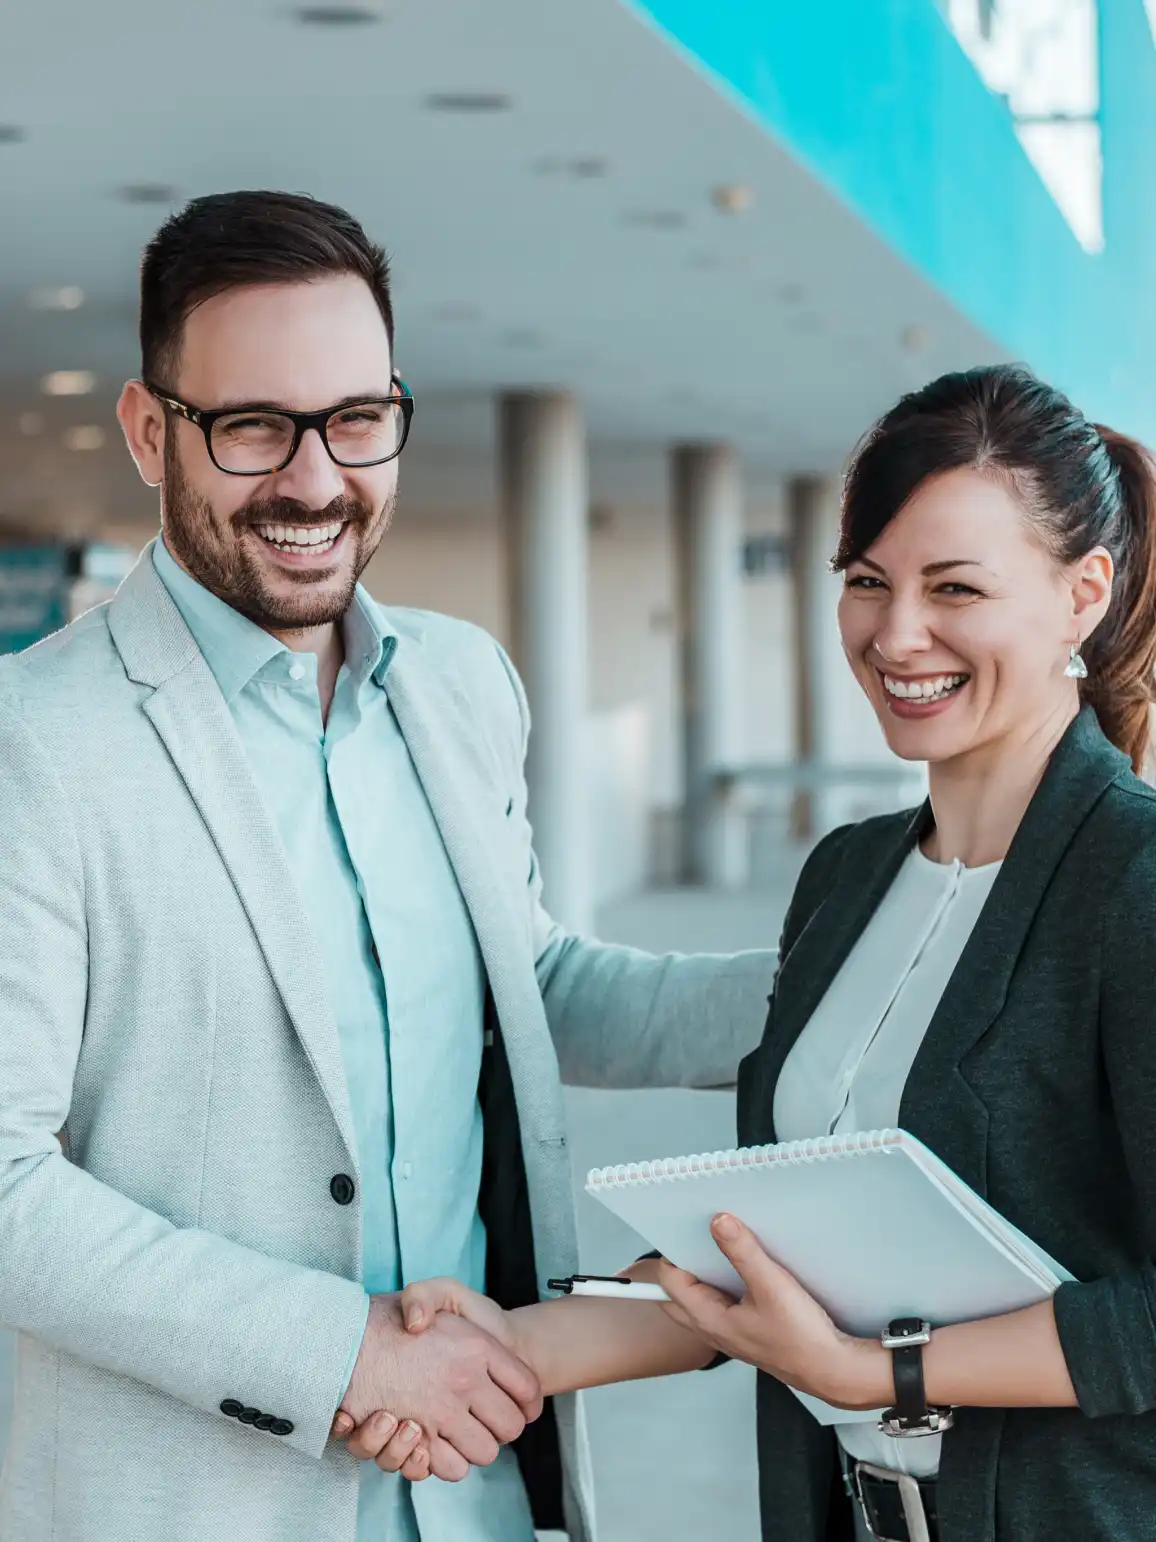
[878,669,971,718]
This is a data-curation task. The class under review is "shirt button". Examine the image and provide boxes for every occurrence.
[288,662,305,681]
[401,1162,413,1180]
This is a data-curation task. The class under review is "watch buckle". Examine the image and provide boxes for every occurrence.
[878,1404,955,1438]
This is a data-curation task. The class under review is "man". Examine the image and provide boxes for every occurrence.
[0,190,773,1542]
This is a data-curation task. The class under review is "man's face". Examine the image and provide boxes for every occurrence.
[158,274,399,632]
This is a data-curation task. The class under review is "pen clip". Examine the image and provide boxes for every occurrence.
[547,1274,632,1294]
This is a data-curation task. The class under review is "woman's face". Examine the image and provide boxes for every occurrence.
[837,466,1108,766]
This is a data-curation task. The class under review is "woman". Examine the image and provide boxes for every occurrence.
[335,364,1156,1542]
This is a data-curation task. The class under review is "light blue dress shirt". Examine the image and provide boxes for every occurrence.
[153,538,536,1542]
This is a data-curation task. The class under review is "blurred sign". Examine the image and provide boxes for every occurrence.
[0,546,71,654]
[742,533,790,578]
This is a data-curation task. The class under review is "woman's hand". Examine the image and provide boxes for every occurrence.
[330,1279,524,1479]
[657,1214,890,1411]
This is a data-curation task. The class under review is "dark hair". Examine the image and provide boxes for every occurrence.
[139,190,394,386]
[835,364,1156,772]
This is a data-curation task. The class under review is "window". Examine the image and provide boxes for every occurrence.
[943,0,1103,252]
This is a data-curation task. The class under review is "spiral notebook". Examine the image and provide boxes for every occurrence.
[587,1128,1074,1425]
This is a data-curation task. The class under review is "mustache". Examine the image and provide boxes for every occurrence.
[237,493,372,530]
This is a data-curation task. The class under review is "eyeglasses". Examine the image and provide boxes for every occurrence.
[144,377,415,475]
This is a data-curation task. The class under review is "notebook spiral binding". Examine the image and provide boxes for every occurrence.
[585,1127,901,1191]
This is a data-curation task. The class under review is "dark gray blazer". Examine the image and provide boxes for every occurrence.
[737,707,1156,1542]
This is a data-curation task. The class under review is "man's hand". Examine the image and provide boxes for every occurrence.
[334,1291,542,1481]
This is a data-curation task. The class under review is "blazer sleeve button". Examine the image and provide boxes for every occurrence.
[330,1173,355,1205]
[237,1407,261,1425]
[219,1400,243,1418]
[270,1419,295,1436]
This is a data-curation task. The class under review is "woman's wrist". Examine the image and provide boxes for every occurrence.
[507,1304,558,1395]
[817,1334,894,1411]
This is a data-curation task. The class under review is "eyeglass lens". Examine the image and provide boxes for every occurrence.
[210,402,406,473]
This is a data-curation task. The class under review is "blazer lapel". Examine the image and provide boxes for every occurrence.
[383,635,566,1145]
[760,808,924,1141]
[107,549,359,1165]
[900,707,1128,1184]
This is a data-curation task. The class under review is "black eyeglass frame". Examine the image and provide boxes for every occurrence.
[143,376,415,475]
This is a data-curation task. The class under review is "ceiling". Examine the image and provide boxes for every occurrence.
[0,0,1008,534]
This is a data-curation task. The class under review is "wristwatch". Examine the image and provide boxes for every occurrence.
[877,1317,954,1438]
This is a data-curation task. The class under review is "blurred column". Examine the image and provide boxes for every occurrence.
[788,474,843,837]
[672,443,747,887]
[499,391,592,933]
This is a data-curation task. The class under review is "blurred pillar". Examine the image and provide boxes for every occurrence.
[499,391,592,933]
[788,474,842,838]
[672,443,747,888]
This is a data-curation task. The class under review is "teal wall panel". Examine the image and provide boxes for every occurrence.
[630,0,1156,438]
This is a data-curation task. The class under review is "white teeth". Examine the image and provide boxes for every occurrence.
[255,520,345,550]
[883,673,968,701]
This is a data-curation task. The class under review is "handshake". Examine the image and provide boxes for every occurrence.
[328,1279,538,1483]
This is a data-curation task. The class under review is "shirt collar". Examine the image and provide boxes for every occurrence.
[344,583,398,689]
[152,533,397,701]
[153,534,282,702]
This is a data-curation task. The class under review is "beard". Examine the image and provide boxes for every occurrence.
[160,436,393,632]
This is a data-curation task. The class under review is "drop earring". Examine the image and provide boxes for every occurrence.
[1064,642,1088,680]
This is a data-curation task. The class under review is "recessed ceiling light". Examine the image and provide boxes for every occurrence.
[534,156,609,179]
[28,286,85,312]
[623,210,686,230]
[294,3,383,22]
[0,125,25,144]
[689,251,757,272]
[425,92,511,113]
[712,183,754,214]
[18,412,44,436]
[118,182,179,205]
[42,370,96,397]
[500,328,546,349]
[63,425,107,452]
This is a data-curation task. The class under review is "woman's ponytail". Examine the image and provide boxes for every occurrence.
[1084,427,1156,774]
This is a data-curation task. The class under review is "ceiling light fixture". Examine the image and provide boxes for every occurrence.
[118,183,179,205]
[690,251,757,272]
[42,370,96,397]
[63,425,107,452]
[425,92,511,113]
[623,210,686,230]
[712,183,754,214]
[28,286,85,312]
[534,156,609,179]
[500,328,546,349]
[294,4,383,22]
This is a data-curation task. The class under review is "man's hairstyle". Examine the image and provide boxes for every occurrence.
[139,189,394,386]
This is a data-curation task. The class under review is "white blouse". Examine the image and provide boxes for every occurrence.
[773,845,1002,1479]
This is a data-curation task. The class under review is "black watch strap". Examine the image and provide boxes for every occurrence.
[878,1317,954,1438]
[890,1318,928,1421]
